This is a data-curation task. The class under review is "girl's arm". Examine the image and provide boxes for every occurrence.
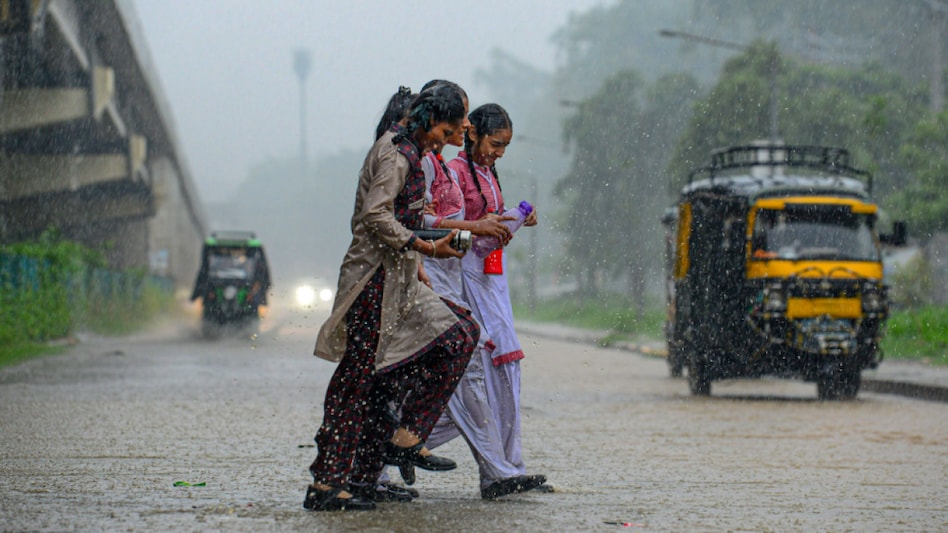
[361,149,417,250]
[436,214,514,242]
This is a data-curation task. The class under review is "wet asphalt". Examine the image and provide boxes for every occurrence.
[1,308,946,532]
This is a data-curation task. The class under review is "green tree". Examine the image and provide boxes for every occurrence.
[889,110,948,238]
[668,43,928,198]
[556,71,701,315]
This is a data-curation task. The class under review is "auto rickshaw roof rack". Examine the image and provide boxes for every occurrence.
[206,230,261,246]
[687,144,872,194]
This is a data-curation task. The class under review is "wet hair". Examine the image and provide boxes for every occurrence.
[420,79,468,102]
[464,103,512,211]
[420,80,468,174]
[393,83,466,144]
[375,86,416,141]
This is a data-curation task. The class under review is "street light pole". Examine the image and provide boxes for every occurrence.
[922,0,946,113]
[293,49,312,182]
[659,29,780,143]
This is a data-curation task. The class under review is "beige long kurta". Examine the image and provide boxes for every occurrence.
[314,130,460,370]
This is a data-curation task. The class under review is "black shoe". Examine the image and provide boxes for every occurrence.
[384,482,419,499]
[399,463,416,486]
[382,441,457,471]
[480,475,548,500]
[534,482,555,493]
[350,482,417,503]
[302,485,376,511]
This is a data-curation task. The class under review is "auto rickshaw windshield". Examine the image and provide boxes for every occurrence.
[208,249,257,280]
[752,207,879,262]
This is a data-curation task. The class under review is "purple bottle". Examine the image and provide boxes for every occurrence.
[471,201,534,258]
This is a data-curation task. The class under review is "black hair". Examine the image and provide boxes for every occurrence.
[393,83,466,144]
[464,103,512,211]
[374,86,416,141]
[420,80,468,174]
[421,79,468,102]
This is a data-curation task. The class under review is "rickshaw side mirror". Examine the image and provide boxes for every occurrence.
[880,221,907,246]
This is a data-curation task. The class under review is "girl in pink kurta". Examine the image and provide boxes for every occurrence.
[421,108,545,498]
[447,103,546,498]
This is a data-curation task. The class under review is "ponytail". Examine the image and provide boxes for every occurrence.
[375,86,416,141]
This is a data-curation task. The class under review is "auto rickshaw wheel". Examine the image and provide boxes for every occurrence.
[668,343,684,378]
[817,365,861,401]
[687,358,711,396]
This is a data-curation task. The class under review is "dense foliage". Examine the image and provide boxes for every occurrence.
[556,72,700,312]
[888,110,948,238]
[527,0,947,305]
[0,231,172,365]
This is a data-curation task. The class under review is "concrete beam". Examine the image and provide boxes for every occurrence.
[0,88,87,132]
[0,186,153,239]
[0,64,125,135]
[0,151,129,201]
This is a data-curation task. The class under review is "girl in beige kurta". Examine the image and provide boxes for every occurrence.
[304,84,478,512]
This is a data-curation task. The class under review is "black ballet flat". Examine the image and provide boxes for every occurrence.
[384,482,419,499]
[302,485,376,511]
[382,441,457,471]
[399,463,416,486]
[480,474,548,500]
[350,482,417,503]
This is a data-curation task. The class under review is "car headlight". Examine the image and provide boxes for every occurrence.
[319,288,333,302]
[295,285,317,307]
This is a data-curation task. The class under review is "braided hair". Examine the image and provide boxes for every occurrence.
[374,86,416,141]
[464,103,512,212]
[393,83,466,145]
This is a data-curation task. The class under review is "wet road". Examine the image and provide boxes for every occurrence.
[1,308,946,532]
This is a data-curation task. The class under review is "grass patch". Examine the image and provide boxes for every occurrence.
[81,280,177,336]
[882,306,948,366]
[513,293,664,340]
[0,342,67,368]
[514,294,946,367]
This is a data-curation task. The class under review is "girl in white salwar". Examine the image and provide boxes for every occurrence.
[444,103,547,499]
[415,91,546,499]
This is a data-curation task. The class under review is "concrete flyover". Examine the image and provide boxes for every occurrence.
[0,0,205,290]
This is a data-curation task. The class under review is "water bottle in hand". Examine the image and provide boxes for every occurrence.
[471,201,534,258]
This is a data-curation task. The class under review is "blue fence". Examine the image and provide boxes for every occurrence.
[1,253,173,344]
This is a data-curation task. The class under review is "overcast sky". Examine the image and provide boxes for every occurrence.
[132,0,608,202]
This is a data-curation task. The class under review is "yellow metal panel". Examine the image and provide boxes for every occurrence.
[673,202,691,279]
[786,298,862,319]
[746,260,883,280]
[753,196,877,214]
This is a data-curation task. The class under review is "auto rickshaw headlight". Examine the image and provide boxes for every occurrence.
[862,288,884,312]
[319,288,333,302]
[763,285,787,312]
[223,285,238,300]
[296,285,317,307]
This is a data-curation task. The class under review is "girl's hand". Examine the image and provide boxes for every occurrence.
[524,207,538,227]
[434,229,465,259]
[417,262,431,288]
[472,217,513,242]
[424,200,438,216]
